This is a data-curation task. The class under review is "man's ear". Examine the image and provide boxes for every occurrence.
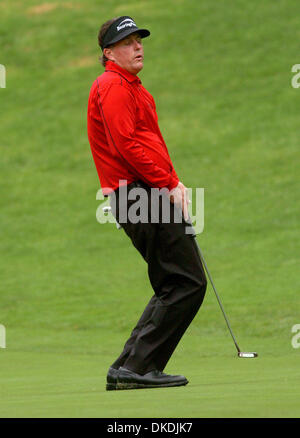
[104,47,114,62]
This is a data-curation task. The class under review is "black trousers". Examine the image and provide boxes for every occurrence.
[109,181,207,375]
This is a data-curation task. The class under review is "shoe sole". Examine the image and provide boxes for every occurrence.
[106,382,117,391]
[106,380,188,391]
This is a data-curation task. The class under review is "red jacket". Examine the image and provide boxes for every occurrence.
[87,61,179,195]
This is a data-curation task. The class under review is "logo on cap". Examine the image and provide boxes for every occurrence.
[117,18,137,32]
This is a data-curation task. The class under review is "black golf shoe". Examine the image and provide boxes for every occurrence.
[116,366,188,390]
[106,366,119,391]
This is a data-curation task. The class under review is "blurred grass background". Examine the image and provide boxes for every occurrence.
[0,0,300,417]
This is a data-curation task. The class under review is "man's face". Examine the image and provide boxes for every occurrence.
[104,32,144,75]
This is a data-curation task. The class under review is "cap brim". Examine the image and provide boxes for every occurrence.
[104,28,150,48]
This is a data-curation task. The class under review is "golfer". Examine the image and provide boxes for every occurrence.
[87,16,207,390]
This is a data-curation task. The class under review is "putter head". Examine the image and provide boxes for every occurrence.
[238,352,258,358]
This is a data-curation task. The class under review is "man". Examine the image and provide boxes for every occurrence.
[87,16,207,390]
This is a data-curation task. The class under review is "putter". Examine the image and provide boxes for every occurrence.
[102,205,257,358]
[195,243,257,359]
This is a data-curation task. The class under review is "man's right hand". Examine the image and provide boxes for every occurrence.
[168,181,190,221]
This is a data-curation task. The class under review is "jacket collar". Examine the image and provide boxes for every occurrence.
[105,60,141,84]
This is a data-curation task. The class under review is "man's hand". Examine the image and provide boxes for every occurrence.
[168,181,190,221]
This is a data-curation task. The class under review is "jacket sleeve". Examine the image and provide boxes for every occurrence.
[99,83,179,191]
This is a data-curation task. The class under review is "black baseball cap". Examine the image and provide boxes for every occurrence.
[101,16,150,50]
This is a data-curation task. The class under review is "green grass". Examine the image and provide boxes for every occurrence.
[0,335,299,418]
[1,0,300,418]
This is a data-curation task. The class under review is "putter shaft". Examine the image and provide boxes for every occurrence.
[195,243,241,354]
